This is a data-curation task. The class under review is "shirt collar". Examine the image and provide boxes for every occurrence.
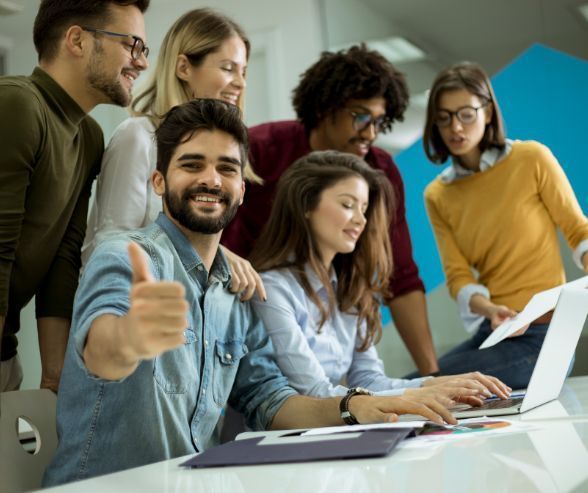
[31,67,87,126]
[439,139,514,183]
[155,213,231,284]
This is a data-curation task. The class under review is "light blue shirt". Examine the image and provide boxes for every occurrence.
[251,266,427,398]
[44,214,296,486]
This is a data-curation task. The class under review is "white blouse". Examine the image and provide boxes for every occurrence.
[82,116,162,264]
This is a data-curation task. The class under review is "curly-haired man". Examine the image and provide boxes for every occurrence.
[221,44,439,376]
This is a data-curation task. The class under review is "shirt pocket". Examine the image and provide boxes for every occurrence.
[153,328,198,394]
[212,339,248,406]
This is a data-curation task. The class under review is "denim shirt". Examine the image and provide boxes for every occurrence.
[44,214,296,486]
[251,266,427,397]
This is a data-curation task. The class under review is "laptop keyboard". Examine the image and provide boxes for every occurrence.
[477,396,524,410]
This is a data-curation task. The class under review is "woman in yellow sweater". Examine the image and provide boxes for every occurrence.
[422,62,588,389]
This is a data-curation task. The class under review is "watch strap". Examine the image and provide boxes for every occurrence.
[339,387,372,425]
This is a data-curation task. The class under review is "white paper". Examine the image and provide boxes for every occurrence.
[301,421,426,437]
[479,276,588,349]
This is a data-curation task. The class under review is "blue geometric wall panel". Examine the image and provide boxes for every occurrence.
[382,44,587,325]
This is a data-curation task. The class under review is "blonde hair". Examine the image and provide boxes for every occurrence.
[131,8,260,181]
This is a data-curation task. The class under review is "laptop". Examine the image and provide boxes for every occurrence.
[450,286,588,418]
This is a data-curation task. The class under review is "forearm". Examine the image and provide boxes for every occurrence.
[83,314,139,381]
[37,317,70,391]
[270,394,343,429]
[387,290,438,374]
[469,293,496,318]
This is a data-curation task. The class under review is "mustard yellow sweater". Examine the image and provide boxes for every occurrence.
[424,141,588,311]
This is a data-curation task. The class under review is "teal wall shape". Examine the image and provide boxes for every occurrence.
[382,44,588,324]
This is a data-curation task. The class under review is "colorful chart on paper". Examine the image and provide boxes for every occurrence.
[420,420,511,436]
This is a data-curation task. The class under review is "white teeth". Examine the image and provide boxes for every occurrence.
[193,195,220,203]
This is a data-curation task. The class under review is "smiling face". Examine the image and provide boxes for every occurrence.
[306,175,369,267]
[153,129,245,236]
[436,88,492,170]
[177,35,247,106]
[85,4,148,107]
[312,97,387,158]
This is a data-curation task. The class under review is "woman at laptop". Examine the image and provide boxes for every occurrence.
[421,62,588,388]
[250,150,510,406]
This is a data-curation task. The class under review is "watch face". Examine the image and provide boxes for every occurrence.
[349,387,372,396]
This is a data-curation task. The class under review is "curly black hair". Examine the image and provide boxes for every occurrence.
[292,44,409,133]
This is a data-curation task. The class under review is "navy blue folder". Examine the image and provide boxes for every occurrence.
[180,429,412,468]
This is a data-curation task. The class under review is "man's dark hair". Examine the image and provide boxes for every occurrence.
[33,0,150,62]
[292,44,409,133]
[155,99,249,176]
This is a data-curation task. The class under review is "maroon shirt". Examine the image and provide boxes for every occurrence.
[221,120,425,297]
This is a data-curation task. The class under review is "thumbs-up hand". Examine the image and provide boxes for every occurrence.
[120,242,190,361]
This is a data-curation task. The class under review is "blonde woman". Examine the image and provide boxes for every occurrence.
[83,8,263,298]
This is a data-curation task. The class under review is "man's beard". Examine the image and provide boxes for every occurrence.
[86,42,131,107]
[164,185,240,234]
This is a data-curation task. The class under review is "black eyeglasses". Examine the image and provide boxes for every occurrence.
[81,27,149,60]
[347,110,390,133]
[435,104,488,127]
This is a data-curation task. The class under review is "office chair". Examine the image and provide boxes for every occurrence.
[0,389,57,492]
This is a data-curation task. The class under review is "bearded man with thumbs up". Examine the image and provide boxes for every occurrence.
[45,99,459,487]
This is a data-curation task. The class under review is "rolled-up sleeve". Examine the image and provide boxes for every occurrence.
[69,241,135,380]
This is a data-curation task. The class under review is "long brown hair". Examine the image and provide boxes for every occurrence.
[251,151,395,351]
[423,61,506,164]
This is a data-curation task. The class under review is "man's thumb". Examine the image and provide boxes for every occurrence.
[128,241,153,284]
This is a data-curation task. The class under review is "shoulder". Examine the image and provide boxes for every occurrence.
[510,140,553,160]
[424,177,445,201]
[249,120,304,145]
[248,120,307,176]
[0,75,44,120]
[87,224,165,276]
[261,268,304,300]
[110,116,155,146]
[367,146,402,181]
[83,235,134,282]
[261,268,298,288]
[101,116,156,174]
[508,140,560,177]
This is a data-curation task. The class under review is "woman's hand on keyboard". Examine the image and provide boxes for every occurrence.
[420,372,512,405]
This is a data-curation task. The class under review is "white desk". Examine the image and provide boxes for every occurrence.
[44,376,588,493]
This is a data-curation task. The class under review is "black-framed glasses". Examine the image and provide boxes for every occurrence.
[81,27,149,60]
[347,110,390,133]
[435,104,488,127]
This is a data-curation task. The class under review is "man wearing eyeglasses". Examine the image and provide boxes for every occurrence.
[222,44,440,377]
[0,0,150,393]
